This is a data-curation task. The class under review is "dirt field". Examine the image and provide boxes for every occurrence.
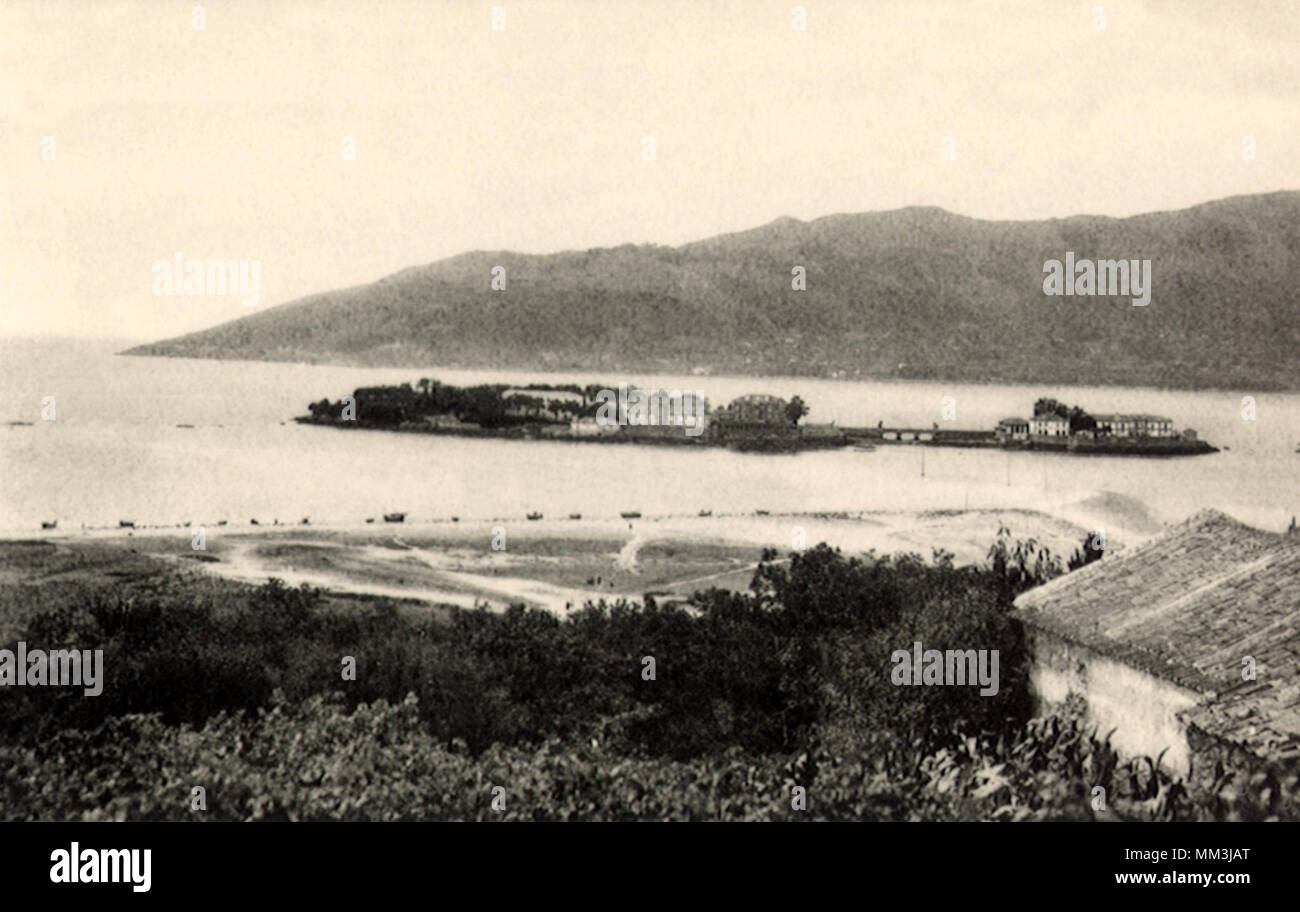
[2,507,1108,616]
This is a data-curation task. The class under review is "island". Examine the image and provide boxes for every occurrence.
[296,380,847,452]
[297,384,1216,457]
[843,397,1217,456]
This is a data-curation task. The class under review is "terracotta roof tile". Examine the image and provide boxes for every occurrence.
[1013,510,1300,761]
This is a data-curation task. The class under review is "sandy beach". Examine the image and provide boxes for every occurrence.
[10,503,1143,615]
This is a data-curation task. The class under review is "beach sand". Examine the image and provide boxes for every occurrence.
[8,503,1137,615]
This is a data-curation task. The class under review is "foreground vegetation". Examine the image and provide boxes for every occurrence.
[0,536,1293,820]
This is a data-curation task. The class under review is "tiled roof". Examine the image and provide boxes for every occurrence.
[1092,413,1173,422]
[1013,510,1300,760]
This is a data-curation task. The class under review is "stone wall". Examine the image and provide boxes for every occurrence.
[1025,628,1202,775]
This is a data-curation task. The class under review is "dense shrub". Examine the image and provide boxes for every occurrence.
[1,540,1291,820]
[3,693,1293,822]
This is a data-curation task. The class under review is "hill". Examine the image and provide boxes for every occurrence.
[125,191,1300,390]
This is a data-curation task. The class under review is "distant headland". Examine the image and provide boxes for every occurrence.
[124,192,1300,391]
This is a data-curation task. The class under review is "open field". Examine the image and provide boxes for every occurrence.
[2,508,1102,616]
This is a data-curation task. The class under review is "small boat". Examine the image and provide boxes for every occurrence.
[620,511,642,519]
[119,520,135,528]
[698,509,712,517]
[526,512,543,521]
[300,517,310,525]
[383,512,406,523]
[365,518,375,524]
[569,513,582,520]
[451,516,459,522]
[176,423,195,429]
[41,520,57,530]
[250,519,260,525]
[6,421,33,427]
[217,520,228,526]
[755,509,770,516]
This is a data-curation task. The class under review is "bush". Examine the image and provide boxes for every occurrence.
[2,540,1291,821]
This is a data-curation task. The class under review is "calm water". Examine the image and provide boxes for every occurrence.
[2,337,1297,535]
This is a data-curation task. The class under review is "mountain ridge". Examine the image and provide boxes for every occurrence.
[125,191,1300,390]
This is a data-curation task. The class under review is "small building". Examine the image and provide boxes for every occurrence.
[642,390,710,430]
[354,384,416,405]
[1014,510,1300,779]
[995,417,1030,440]
[1029,414,1070,437]
[713,394,789,427]
[353,384,416,422]
[1093,413,1176,438]
[570,417,617,437]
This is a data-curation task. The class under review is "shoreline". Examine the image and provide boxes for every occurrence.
[4,508,1109,616]
[293,415,1219,457]
[115,347,1299,395]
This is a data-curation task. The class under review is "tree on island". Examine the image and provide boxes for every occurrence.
[1066,406,1096,434]
[1033,397,1095,433]
[1032,398,1070,418]
[786,396,809,425]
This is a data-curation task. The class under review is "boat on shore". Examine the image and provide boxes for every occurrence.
[527,511,543,520]
[119,520,135,529]
[383,512,406,523]
[620,511,642,519]
[568,513,582,520]
[698,509,712,517]
[41,520,57,530]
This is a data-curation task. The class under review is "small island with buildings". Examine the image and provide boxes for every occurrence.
[844,397,1216,455]
[994,397,1214,455]
[297,379,848,451]
[297,383,1217,457]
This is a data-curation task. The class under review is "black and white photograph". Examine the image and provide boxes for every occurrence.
[1,0,1296,894]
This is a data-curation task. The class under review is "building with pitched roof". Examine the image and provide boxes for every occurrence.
[1092,413,1177,438]
[995,417,1030,440]
[1013,510,1300,780]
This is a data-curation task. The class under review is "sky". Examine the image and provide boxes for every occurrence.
[1,0,1297,340]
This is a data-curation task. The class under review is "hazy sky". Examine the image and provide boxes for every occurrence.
[2,0,1297,339]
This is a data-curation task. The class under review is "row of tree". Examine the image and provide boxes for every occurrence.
[308,381,814,429]
[1032,397,1097,433]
